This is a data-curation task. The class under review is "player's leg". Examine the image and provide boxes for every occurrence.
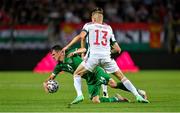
[88,84,101,103]
[89,83,129,103]
[93,69,129,102]
[103,58,139,97]
[103,58,149,103]
[94,67,110,98]
[96,66,148,100]
[99,94,129,103]
[113,70,149,103]
[70,64,87,104]
[71,58,97,104]
[101,84,109,98]
[108,79,147,99]
[92,96,100,103]
[91,95,127,103]
[73,64,88,96]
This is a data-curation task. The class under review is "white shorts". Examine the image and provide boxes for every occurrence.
[81,56,119,74]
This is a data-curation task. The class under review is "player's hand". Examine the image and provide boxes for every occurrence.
[43,75,55,93]
[43,81,49,93]
[61,46,68,54]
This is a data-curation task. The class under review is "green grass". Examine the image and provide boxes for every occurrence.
[0,70,180,112]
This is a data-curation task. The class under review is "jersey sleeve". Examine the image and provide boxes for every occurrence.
[52,63,62,78]
[109,26,117,45]
[82,23,89,33]
[111,34,116,42]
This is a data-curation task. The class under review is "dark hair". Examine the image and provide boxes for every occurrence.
[51,45,62,52]
[91,7,103,16]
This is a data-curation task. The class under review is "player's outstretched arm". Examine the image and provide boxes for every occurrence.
[81,34,86,58]
[62,31,87,53]
[67,48,86,58]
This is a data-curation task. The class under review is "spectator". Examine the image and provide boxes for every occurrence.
[136,4,149,22]
[0,0,179,24]
[0,6,11,25]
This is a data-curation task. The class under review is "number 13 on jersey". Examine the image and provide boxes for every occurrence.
[93,29,108,46]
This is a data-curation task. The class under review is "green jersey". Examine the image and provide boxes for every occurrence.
[52,49,82,75]
[52,48,110,85]
[52,48,111,99]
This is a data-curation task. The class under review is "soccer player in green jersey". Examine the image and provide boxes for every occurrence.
[43,45,147,104]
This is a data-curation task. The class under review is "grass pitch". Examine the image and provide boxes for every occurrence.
[0,70,180,112]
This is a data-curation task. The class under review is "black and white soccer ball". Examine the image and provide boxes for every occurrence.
[47,80,59,93]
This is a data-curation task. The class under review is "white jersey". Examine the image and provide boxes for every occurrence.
[82,22,116,58]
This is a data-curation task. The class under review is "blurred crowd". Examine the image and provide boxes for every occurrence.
[0,0,179,25]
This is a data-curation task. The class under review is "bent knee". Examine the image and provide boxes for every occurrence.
[92,99,100,103]
[73,66,88,76]
[92,96,100,103]
[113,70,125,80]
[108,79,117,88]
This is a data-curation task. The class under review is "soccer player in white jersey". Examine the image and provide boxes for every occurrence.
[62,7,149,104]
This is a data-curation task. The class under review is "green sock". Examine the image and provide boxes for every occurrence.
[99,97,118,102]
[115,82,129,92]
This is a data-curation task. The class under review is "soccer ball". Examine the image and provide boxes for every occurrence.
[47,80,59,93]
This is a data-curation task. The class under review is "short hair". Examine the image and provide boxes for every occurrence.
[51,45,62,52]
[91,7,103,16]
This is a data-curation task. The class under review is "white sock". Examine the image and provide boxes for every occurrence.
[101,84,108,97]
[74,75,83,96]
[121,77,140,97]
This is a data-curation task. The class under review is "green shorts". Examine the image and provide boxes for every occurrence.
[88,84,101,100]
[86,67,111,100]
